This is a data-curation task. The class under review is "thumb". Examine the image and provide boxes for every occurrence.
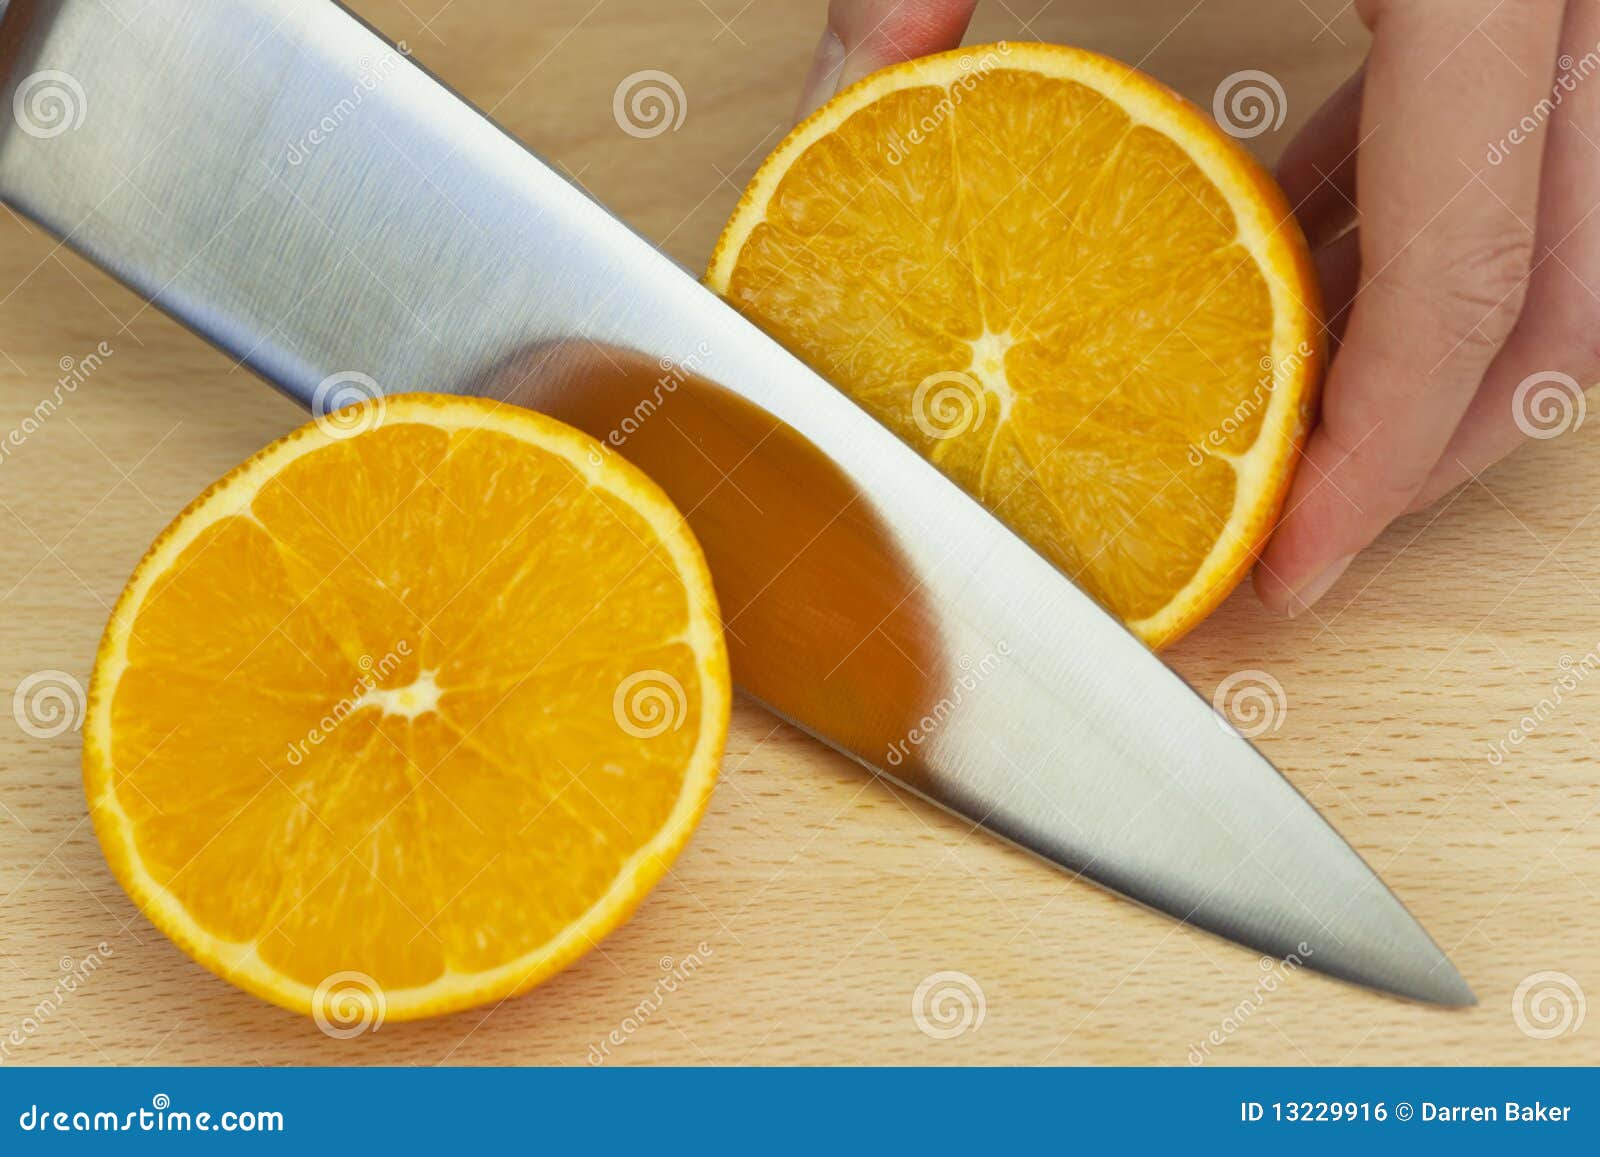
[796,0,978,120]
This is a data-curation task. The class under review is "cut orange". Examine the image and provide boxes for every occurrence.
[708,42,1322,647]
[84,395,730,1022]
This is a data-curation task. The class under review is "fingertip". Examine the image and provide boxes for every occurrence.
[1252,558,1298,618]
[1254,549,1357,620]
[1253,442,1368,619]
[795,27,847,121]
[828,0,979,61]
[797,0,977,122]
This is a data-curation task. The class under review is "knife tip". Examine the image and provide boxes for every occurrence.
[1298,901,1477,1008]
[1425,965,1478,1009]
[1380,951,1476,1008]
[1313,953,1476,1008]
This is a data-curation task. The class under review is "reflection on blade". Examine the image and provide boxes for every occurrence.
[488,345,1473,1007]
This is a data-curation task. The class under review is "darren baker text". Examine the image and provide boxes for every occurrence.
[1418,1102,1570,1124]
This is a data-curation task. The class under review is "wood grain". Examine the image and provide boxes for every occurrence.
[2,0,1596,1066]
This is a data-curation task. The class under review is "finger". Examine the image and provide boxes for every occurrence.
[1410,3,1600,510]
[1276,64,1365,250]
[796,0,978,120]
[1315,226,1362,346]
[1256,0,1563,617]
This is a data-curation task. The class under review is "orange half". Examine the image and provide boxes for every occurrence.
[708,42,1322,646]
[84,395,730,1022]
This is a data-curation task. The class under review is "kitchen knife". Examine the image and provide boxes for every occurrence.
[0,0,1474,1005]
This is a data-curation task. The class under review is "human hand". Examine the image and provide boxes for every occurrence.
[1255,0,1576,616]
[796,0,1586,619]
[796,0,979,119]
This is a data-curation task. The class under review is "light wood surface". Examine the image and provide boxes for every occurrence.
[3,0,1596,1066]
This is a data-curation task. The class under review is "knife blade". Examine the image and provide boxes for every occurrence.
[0,0,1473,1005]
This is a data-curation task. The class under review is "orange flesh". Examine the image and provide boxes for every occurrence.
[87,398,729,1016]
[710,48,1320,644]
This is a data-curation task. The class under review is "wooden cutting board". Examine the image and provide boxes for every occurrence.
[2,0,1595,1066]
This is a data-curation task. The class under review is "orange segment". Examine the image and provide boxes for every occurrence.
[708,42,1322,646]
[84,395,730,1021]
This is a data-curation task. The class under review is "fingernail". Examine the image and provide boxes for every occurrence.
[795,27,846,121]
[1285,553,1355,618]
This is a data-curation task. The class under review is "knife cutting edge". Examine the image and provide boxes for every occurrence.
[0,0,1474,1005]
